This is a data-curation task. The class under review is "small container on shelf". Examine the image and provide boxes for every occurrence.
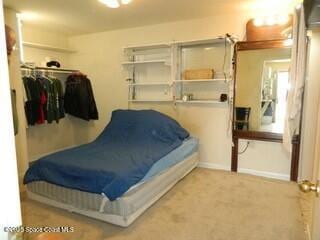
[182,93,194,102]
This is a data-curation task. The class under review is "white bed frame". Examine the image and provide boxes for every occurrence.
[27,152,199,227]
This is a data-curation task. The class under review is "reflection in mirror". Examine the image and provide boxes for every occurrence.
[260,59,290,133]
[235,47,291,133]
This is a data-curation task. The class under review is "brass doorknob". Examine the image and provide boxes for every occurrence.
[299,180,320,197]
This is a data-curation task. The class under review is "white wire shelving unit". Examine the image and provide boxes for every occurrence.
[122,35,237,105]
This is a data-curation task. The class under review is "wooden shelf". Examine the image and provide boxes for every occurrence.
[23,42,77,53]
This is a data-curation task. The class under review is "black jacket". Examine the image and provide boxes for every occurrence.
[64,75,98,121]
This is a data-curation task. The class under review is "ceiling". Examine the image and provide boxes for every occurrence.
[3,0,297,36]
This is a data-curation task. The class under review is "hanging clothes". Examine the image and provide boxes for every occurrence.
[52,77,65,121]
[22,74,65,125]
[40,77,55,124]
[64,74,98,121]
[23,76,41,126]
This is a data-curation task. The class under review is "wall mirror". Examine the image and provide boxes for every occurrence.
[234,41,291,134]
[232,40,301,182]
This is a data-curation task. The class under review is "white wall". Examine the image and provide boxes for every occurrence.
[23,25,72,68]
[238,140,291,180]
[300,30,320,180]
[66,13,291,176]
[21,25,93,161]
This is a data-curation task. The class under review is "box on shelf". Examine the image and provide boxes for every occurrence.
[183,69,214,80]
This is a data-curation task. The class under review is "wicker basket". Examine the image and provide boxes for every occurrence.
[183,69,214,80]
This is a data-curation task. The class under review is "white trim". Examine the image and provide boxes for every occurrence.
[197,162,290,181]
[238,168,290,181]
[197,162,230,171]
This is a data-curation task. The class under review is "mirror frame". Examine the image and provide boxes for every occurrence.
[231,39,301,182]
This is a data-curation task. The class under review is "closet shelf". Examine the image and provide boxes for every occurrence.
[128,82,172,86]
[122,60,170,65]
[23,42,77,53]
[175,100,227,104]
[21,66,79,74]
[174,79,230,83]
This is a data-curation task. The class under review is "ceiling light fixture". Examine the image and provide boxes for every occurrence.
[99,0,120,8]
[266,16,277,26]
[99,0,132,8]
[253,15,290,27]
[253,17,264,27]
[121,0,132,4]
[277,15,290,25]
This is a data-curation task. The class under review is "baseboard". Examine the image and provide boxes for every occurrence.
[197,162,290,181]
[197,162,230,171]
[238,168,290,181]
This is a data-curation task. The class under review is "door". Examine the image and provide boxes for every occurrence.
[0,1,22,239]
[311,101,320,240]
[300,94,320,240]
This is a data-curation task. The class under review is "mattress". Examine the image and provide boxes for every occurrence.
[140,137,198,182]
[27,152,199,219]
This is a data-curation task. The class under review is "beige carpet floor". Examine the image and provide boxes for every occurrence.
[21,168,307,240]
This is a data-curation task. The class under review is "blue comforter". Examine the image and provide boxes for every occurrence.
[24,110,189,201]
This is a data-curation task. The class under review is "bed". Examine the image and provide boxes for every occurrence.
[24,110,199,226]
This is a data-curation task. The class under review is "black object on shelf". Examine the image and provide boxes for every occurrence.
[220,94,228,102]
[46,60,61,68]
